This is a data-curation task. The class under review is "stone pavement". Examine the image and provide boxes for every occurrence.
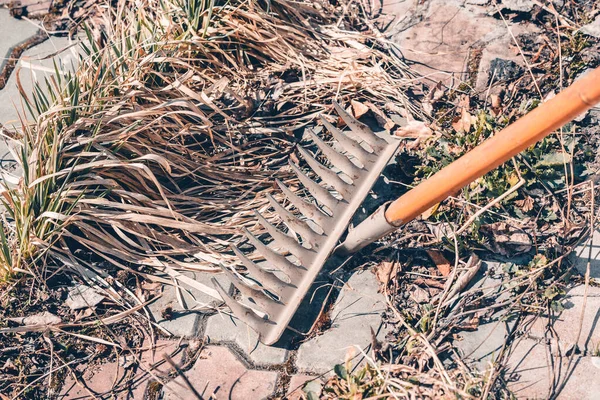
[0,0,598,398]
[382,0,538,92]
[0,8,79,175]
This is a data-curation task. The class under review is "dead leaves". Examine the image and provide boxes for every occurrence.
[374,261,400,287]
[426,249,452,277]
[348,100,433,138]
[351,99,369,119]
[480,222,532,256]
[451,95,476,133]
[8,312,62,326]
[395,120,433,138]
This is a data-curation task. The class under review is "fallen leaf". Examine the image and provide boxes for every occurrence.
[426,249,452,276]
[395,120,433,138]
[66,284,105,310]
[374,261,399,286]
[480,222,532,256]
[8,311,62,326]
[423,81,445,116]
[365,101,395,130]
[351,100,369,119]
[413,277,446,289]
[410,285,430,303]
[74,308,94,322]
[452,94,475,133]
[515,196,534,212]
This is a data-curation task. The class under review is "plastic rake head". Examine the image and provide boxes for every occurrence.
[212,102,401,345]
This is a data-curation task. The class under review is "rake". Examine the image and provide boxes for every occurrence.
[213,66,600,346]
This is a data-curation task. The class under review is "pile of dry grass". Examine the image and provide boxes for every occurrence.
[0,0,419,297]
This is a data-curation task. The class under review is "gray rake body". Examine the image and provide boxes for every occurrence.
[212,102,400,345]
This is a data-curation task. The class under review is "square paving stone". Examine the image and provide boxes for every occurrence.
[571,229,600,280]
[295,270,388,374]
[506,337,600,399]
[148,271,230,338]
[204,311,288,366]
[163,345,278,400]
[525,285,600,355]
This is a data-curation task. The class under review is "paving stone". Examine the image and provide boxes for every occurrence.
[525,285,600,355]
[499,0,534,12]
[506,337,600,399]
[59,340,191,399]
[295,270,387,374]
[454,262,517,369]
[148,272,229,338]
[388,0,506,86]
[204,311,288,366]
[572,229,600,280]
[286,375,322,400]
[163,345,278,400]
[581,16,600,39]
[129,339,189,398]
[0,9,39,78]
[0,35,80,127]
[59,361,127,399]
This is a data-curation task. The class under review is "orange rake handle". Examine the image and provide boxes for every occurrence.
[386,66,600,225]
[338,66,600,254]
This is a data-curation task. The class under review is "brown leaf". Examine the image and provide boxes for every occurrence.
[452,94,475,133]
[8,311,62,326]
[374,261,399,286]
[410,285,430,303]
[351,100,369,119]
[426,249,452,276]
[413,277,446,289]
[515,196,534,212]
[395,120,433,138]
[365,101,395,130]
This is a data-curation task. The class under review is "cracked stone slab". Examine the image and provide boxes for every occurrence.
[506,337,600,399]
[0,9,39,76]
[295,270,388,374]
[581,16,600,39]
[454,262,517,369]
[163,345,278,400]
[148,272,229,338]
[0,35,80,127]
[572,229,600,280]
[525,285,600,355]
[204,311,288,366]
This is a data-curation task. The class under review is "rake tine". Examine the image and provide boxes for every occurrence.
[320,116,375,165]
[211,278,274,335]
[219,265,283,310]
[307,129,362,180]
[275,179,331,230]
[289,161,339,212]
[296,146,353,200]
[230,245,291,296]
[243,228,305,281]
[254,211,312,260]
[266,194,321,249]
[223,101,403,345]
[332,101,388,150]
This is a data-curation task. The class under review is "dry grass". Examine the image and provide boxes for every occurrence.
[0,0,420,288]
